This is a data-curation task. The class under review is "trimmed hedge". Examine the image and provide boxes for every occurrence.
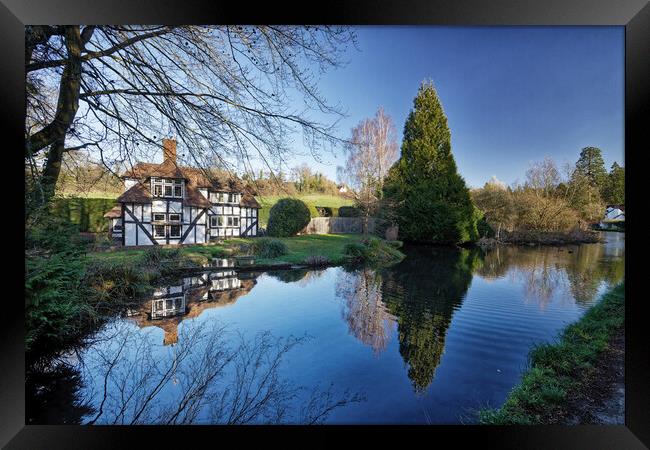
[50,197,116,233]
[267,198,312,237]
[338,206,362,217]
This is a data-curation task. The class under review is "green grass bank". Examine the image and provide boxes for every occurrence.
[479,282,625,425]
[89,233,403,268]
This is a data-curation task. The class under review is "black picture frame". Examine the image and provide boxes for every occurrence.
[5,0,647,448]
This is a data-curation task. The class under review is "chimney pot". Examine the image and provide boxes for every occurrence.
[163,138,177,163]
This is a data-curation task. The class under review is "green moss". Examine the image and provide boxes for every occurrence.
[479,282,625,424]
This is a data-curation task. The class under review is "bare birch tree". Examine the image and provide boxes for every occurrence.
[338,107,398,235]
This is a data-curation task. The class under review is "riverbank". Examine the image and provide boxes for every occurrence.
[479,282,625,424]
[88,233,404,268]
[477,228,601,249]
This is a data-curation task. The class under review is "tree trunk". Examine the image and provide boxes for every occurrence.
[26,26,82,158]
[40,137,66,205]
[363,212,369,237]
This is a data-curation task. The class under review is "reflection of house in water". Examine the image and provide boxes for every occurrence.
[128,263,256,345]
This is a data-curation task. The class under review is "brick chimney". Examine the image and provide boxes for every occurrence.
[162,138,177,163]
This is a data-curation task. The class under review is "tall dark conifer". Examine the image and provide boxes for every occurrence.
[383,80,479,244]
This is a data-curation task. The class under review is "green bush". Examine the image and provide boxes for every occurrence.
[343,241,368,260]
[338,206,362,217]
[343,238,404,266]
[249,238,288,258]
[387,240,403,249]
[267,198,312,237]
[476,210,495,238]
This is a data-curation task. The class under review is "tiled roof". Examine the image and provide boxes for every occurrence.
[116,182,153,204]
[183,185,212,208]
[120,161,260,208]
[103,205,122,218]
[123,163,246,192]
[240,193,261,209]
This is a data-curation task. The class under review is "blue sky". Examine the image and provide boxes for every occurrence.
[293,26,624,188]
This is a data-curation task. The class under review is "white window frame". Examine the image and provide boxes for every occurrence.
[152,178,183,198]
[169,213,181,222]
[153,212,166,222]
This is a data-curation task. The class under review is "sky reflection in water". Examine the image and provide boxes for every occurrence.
[29,232,624,424]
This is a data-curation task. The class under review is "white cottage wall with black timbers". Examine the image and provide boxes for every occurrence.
[106,139,261,246]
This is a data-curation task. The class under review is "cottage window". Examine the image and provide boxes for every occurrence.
[155,300,163,311]
[174,297,183,309]
[227,216,233,227]
[233,217,239,227]
[169,214,181,222]
[153,213,166,222]
[164,185,173,196]
[154,225,166,238]
[173,180,183,197]
[169,225,181,238]
[153,184,163,196]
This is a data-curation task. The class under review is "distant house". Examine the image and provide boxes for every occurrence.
[604,204,625,221]
[106,139,261,246]
[599,204,625,230]
[337,184,349,193]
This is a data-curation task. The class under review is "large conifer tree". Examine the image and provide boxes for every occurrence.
[383,80,479,244]
[573,146,608,195]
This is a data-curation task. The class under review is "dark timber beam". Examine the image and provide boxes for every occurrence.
[124,204,158,245]
[180,208,206,244]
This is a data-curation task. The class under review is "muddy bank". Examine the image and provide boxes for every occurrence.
[565,329,624,425]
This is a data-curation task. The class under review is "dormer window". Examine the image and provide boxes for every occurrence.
[152,178,183,198]
[209,191,240,204]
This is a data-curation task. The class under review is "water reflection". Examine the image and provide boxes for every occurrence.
[28,233,624,424]
[335,234,623,393]
[475,237,624,307]
[127,269,256,345]
[336,246,479,393]
[337,268,396,355]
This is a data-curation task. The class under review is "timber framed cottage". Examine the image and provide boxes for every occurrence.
[104,139,261,246]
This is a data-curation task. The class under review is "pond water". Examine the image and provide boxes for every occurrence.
[27,232,624,424]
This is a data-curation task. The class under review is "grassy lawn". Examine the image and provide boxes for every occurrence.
[255,194,353,227]
[479,282,625,425]
[87,233,364,267]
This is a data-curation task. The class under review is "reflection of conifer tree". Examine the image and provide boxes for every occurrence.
[336,268,395,355]
[380,246,479,393]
